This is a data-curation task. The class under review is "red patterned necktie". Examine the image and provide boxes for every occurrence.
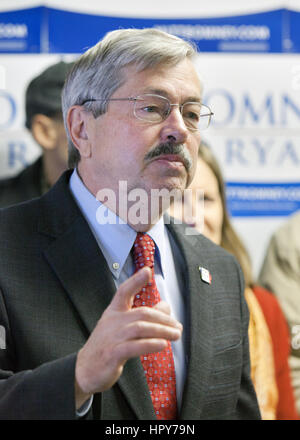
[132,232,177,420]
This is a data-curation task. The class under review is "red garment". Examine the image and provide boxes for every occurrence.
[252,285,299,420]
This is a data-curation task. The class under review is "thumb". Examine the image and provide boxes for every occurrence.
[110,266,152,311]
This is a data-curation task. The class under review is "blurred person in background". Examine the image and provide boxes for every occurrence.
[259,210,300,415]
[0,61,72,207]
[170,141,299,420]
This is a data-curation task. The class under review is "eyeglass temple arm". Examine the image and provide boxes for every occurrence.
[81,97,136,105]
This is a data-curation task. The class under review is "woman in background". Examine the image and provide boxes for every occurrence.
[170,142,298,420]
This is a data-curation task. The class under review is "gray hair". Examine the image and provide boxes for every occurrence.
[62,28,198,168]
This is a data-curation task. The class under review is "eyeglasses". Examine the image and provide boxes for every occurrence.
[82,94,213,131]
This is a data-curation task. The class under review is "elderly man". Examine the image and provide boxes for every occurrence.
[0,28,260,420]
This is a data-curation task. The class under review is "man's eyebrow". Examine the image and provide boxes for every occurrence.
[141,88,202,103]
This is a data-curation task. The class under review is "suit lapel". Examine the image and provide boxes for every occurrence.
[39,172,155,419]
[167,224,214,419]
[43,215,116,335]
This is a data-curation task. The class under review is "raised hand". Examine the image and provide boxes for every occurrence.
[75,266,182,408]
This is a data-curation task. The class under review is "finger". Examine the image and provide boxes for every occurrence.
[119,320,182,343]
[110,266,152,312]
[154,300,171,315]
[129,305,183,330]
[115,338,169,364]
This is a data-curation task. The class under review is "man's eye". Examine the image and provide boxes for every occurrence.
[184,111,200,121]
[142,105,160,113]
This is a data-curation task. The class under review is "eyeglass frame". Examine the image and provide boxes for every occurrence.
[81,93,214,131]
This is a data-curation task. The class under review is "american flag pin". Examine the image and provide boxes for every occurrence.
[199,267,212,284]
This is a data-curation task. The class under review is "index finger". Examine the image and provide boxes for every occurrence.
[110,267,152,312]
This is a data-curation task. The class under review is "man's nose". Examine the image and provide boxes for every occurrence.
[159,107,189,144]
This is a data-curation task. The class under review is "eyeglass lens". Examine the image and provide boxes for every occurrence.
[133,95,211,130]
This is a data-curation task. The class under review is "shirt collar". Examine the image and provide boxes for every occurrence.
[69,168,166,279]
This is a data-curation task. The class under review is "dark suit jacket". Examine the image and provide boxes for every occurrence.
[0,171,260,420]
[0,157,44,208]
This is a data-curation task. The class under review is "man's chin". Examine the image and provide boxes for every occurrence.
[152,169,188,189]
[152,180,186,194]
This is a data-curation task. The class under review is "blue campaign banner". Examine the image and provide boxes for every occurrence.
[47,7,284,54]
[226,182,300,217]
[287,10,300,53]
[0,7,45,53]
[0,6,299,54]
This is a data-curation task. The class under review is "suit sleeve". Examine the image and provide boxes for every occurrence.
[0,287,78,420]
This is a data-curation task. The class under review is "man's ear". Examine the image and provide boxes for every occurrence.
[31,114,58,150]
[67,105,91,159]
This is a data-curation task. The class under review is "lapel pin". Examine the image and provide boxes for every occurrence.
[199,267,212,284]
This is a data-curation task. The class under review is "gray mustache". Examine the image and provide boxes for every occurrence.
[144,142,192,171]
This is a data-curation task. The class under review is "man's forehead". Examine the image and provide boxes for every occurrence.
[121,61,203,101]
[141,87,202,103]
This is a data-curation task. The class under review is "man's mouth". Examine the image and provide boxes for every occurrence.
[151,154,186,166]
